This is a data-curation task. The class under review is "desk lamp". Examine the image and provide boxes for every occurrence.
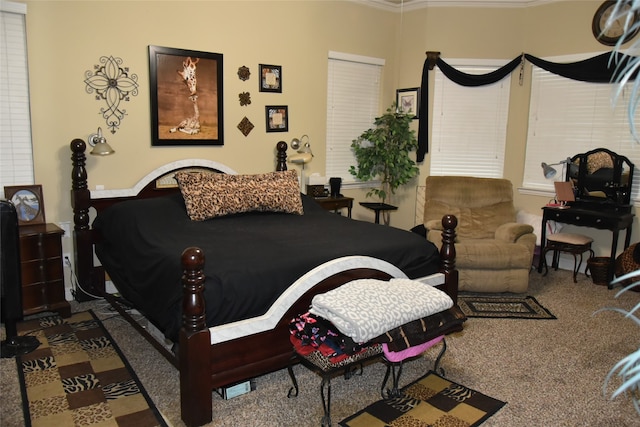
[541,158,571,179]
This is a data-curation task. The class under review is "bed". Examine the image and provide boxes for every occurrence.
[70,139,459,426]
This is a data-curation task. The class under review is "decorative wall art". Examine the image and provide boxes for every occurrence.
[265,105,288,132]
[149,45,224,146]
[84,55,139,134]
[239,92,251,106]
[4,185,45,226]
[396,87,420,119]
[238,117,255,137]
[238,66,251,81]
[259,64,282,93]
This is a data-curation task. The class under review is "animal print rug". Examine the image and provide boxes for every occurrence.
[15,310,167,427]
[339,370,506,426]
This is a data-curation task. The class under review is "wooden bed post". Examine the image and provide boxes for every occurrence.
[179,247,212,427]
[70,139,104,301]
[440,214,458,304]
[275,140,287,171]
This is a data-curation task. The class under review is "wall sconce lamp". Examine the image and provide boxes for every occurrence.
[541,158,571,179]
[289,135,313,192]
[87,127,115,156]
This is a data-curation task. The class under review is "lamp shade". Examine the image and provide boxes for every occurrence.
[88,127,115,156]
[289,152,313,164]
[541,162,557,179]
[90,141,115,156]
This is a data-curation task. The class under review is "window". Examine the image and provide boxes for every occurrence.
[430,64,510,178]
[326,51,384,185]
[0,1,33,197]
[522,64,640,201]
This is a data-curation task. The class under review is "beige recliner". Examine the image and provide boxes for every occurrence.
[423,176,536,293]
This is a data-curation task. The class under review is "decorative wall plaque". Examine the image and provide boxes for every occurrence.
[239,92,251,106]
[238,66,250,81]
[84,55,139,134]
[237,116,254,136]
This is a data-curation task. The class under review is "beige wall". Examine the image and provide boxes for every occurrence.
[22,1,637,269]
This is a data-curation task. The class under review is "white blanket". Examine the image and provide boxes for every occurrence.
[309,278,453,343]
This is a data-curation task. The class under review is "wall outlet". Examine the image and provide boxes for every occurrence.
[63,253,71,267]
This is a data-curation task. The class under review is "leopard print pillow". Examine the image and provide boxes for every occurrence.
[587,151,614,174]
[175,170,303,221]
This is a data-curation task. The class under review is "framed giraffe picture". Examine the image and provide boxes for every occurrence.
[149,45,224,146]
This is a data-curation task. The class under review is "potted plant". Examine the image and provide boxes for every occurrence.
[349,103,419,222]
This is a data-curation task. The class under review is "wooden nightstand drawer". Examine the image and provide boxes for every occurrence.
[19,233,63,260]
[21,258,64,285]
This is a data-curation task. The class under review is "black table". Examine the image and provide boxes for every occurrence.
[537,205,634,286]
[359,202,398,224]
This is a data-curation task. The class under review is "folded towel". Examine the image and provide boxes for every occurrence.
[310,278,453,343]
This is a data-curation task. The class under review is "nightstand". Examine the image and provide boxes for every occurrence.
[313,196,353,218]
[19,223,70,317]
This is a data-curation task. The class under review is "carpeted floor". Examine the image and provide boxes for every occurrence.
[2,269,640,426]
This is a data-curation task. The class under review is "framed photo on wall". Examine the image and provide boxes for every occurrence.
[259,64,282,93]
[149,45,224,146]
[396,87,420,119]
[4,185,45,226]
[265,105,288,132]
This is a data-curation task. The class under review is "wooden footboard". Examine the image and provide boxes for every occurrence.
[178,215,458,427]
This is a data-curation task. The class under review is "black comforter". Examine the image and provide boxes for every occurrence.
[93,193,441,342]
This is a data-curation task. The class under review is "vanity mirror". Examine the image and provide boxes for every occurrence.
[566,147,634,210]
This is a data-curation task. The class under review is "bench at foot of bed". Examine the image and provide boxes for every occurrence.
[287,336,448,427]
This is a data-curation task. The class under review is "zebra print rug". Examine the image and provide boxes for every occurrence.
[339,370,505,427]
[15,311,167,427]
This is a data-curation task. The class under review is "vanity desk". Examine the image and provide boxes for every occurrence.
[537,148,635,284]
[538,204,634,281]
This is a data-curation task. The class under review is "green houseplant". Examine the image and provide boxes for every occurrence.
[349,104,419,213]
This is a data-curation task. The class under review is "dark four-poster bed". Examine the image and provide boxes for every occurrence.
[70,140,459,426]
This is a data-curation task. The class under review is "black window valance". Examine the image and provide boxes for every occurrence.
[417,51,638,162]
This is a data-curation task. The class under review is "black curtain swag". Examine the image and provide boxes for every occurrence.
[417,51,639,162]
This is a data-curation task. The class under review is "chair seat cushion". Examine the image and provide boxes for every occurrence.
[547,233,593,246]
[455,239,533,269]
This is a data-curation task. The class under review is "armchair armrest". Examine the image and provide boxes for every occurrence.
[494,222,534,243]
[425,219,443,231]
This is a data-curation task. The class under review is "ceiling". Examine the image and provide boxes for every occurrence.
[361,0,560,11]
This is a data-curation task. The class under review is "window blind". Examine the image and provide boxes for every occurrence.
[523,65,640,201]
[326,52,384,185]
[0,1,33,196]
[430,65,510,178]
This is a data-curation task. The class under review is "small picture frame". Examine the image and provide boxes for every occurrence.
[4,185,45,226]
[265,105,288,132]
[396,87,420,119]
[259,64,282,93]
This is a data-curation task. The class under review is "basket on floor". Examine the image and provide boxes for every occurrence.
[587,257,611,286]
